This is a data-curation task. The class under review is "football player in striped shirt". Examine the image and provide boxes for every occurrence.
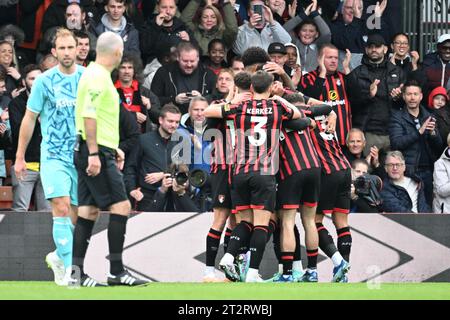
[274,93,336,282]
[306,91,352,283]
[205,70,301,282]
[203,71,252,282]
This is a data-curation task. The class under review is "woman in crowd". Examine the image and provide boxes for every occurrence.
[0,40,21,98]
[180,0,238,57]
[0,24,29,71]
[204,39,228,75]
[389,32,420,81]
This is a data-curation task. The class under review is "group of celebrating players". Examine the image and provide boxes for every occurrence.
[202,55,352,283]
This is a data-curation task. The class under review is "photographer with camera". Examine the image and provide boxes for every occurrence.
[177,96,213,211]
[125,103,199,212]
[149,163,199,212]
[350,159,383,213]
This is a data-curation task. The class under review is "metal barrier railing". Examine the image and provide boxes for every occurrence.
[403,0,450,57]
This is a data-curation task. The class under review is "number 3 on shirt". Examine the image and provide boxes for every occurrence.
[248,116,267,147]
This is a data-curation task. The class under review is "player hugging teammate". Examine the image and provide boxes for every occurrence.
[204,70,352,283]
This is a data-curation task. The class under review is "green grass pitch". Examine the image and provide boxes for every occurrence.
[0,282,449,300]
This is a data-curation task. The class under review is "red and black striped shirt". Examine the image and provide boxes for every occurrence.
[222,99,293,175]
[278,110,321,180]
[303,106,350,175]
[207,117,235,174]
[300,70,352,146]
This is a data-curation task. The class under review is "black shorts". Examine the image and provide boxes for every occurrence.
[210,169,232,209]
[317,169,351,215]
[75,142,128,209]
[276,168,321,210]
[231,172,276,213]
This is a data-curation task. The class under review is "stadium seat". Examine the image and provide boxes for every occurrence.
[0,186,13,210]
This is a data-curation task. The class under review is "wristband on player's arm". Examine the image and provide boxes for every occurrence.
[284,118,311,131]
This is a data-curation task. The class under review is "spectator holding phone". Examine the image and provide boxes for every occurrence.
[389,81,443,207]
[151,41,217,114]
[232,0,291,56]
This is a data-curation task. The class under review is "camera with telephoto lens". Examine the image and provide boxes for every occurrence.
[189,169,209,188]
[169,165,189,185]
[354,174,383,207]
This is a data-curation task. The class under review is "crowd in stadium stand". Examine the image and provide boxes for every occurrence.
[0,0,449,215]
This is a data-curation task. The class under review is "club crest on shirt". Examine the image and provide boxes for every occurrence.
[328,90,338,101]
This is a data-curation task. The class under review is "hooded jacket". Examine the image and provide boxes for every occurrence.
[91,14,140,56]
[428,86,448,109]
[347,55,405,134]
[177,113,211,172]
[232,20,291,56]
[283,10,331,73]
[433,147,450,213]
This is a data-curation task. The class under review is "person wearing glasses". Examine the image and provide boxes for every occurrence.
[380,151,430,213]
[389,81,443,208]
[389,33,421,82]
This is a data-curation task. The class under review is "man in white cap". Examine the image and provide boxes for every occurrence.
[422,34,450,101]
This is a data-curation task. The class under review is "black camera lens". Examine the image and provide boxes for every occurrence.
[189,169,208,188]
[174,172,188,185]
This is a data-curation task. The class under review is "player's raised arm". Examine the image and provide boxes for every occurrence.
[204,102,225,118]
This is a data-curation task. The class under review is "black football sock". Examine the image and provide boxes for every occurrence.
[337,227,352,262]
[293,224,302,261]
[206,228,222,267]
[72,217,95,276]
[281,252,294,275]
[223,227,232,254]
[316,223,338,258]
[108,214,128,276]
[306,249,319,269]
[227,221,253,256]
[249,225,269,269]
[272,222,282,264]
[267,219,277,243]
